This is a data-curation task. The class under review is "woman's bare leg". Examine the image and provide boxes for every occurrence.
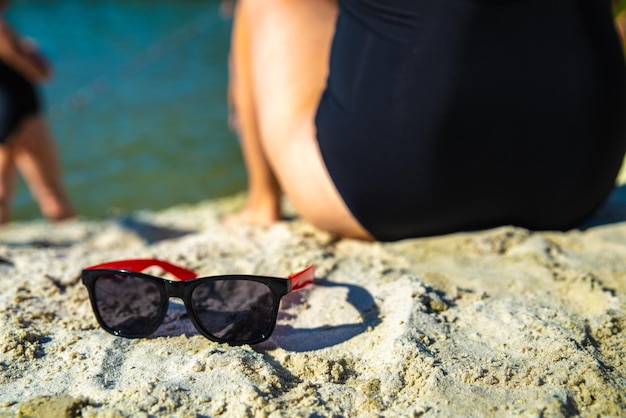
[8,115,75,221]
[617,12,626,45]
[225,0,372,240]
[223,3,281,225]
[0,145,17,223]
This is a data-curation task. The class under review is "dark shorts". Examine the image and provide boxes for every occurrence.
[316,0,626,241]
[0,60,41,144]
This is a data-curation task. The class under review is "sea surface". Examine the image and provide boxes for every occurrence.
[7,0,243,221]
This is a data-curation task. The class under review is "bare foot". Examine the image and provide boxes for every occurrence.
[39,196,76,223]
[223,200,281,227]
[47,210,76,223]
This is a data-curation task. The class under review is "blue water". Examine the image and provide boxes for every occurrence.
[7,0,244,221]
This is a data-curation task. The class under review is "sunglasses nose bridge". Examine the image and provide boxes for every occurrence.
[164,280,188,299]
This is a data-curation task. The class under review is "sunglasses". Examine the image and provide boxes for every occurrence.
[81,258,314,345]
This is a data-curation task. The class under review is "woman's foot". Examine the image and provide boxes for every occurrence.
[43,204,76,222]
[223,196,281,226]
[36,188,75,222]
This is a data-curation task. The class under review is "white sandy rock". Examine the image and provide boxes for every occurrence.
[0,191,625,417]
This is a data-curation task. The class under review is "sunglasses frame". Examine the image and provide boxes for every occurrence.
[81,258,314,345]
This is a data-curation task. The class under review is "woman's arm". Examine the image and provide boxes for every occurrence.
[615,0,626,46]
[0,19,51,83]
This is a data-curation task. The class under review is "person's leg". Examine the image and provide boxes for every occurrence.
[0,144,17,223]
[9,114,75,221]
[223,1,281,226]
[617,12,626,45]
[225,0,372,239]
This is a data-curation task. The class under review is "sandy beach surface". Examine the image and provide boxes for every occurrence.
[1,180,625,417]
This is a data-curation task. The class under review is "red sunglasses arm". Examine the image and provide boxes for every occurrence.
[85,259,314,288]
[288,264,315,291]
[85,258,198,281]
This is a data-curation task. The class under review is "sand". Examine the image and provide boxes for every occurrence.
[0,186,625,417]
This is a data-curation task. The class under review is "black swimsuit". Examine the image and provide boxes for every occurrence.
[0,59,40,143]
[316,0,626,241]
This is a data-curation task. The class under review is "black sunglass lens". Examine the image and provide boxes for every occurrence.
[191,279,276,343]
[93,274,162,336]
